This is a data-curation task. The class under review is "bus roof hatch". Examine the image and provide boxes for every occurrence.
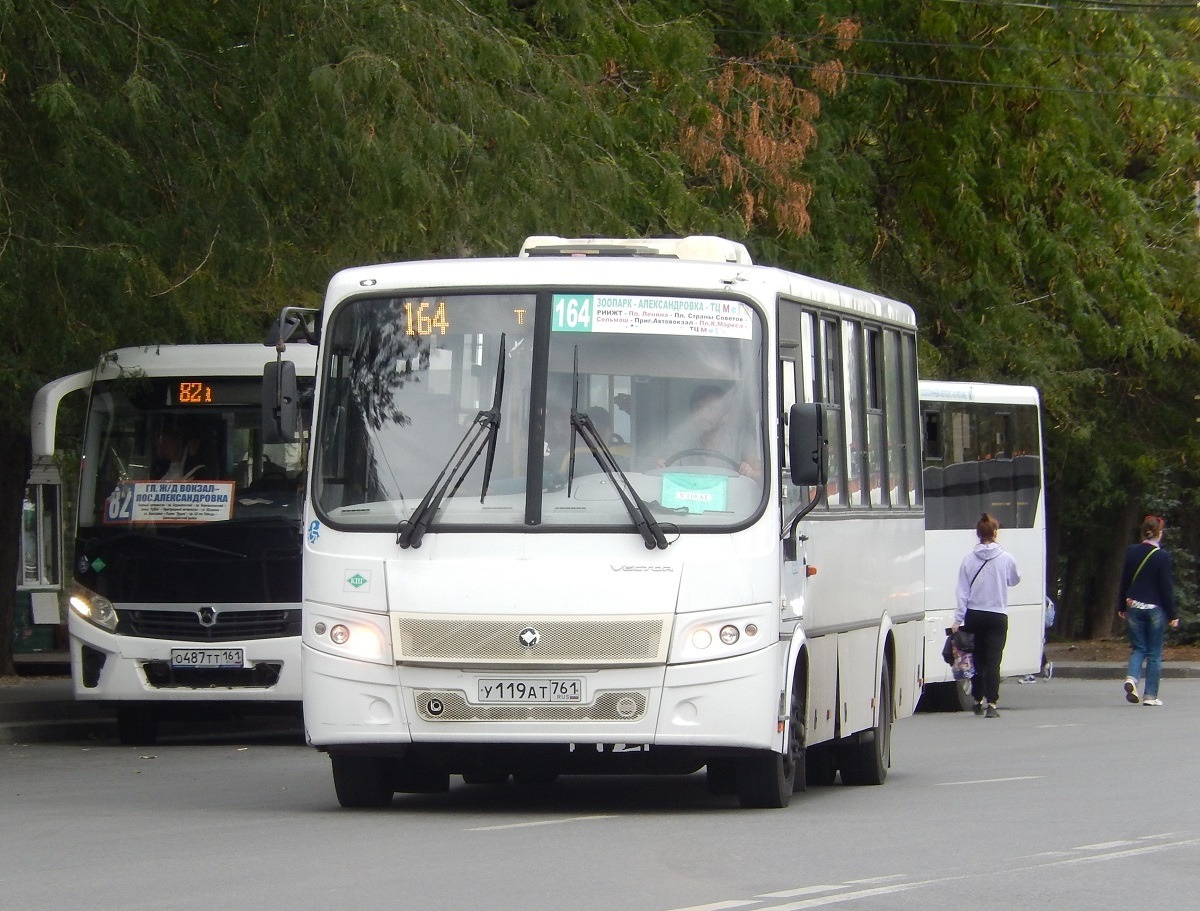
[519,235,753,265]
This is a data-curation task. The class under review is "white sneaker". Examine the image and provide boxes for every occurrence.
[1124,678,1140,704]
[1143,698,1163,706]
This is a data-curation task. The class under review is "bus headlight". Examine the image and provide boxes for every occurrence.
[671,605,775,664]
[69,586,119,632]
[309,611,388,664]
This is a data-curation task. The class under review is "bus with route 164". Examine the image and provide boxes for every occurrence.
[273,236,925,808]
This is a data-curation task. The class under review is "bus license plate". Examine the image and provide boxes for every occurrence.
[477,678,583,704]
[170,648,245,669]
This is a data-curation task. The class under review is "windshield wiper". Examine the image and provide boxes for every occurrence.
[397,335,506,549]
[568,348,668,550]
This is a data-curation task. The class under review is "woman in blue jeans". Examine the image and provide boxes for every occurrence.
[1117,515,1179,706]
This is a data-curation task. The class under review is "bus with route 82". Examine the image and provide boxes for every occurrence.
[27,343,316,744]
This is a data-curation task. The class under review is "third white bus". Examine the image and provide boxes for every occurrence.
[918,380,1047,711]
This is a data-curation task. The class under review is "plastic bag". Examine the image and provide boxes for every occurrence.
[942,628,975,680]
[951,646,975,681]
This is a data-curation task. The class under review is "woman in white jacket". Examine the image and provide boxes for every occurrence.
[951,513,1021,717]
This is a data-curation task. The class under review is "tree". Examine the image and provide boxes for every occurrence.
[784,0,1200,637]
[0,0,747,671]
[3,0,1197,675]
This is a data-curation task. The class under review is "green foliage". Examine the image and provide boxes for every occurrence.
[785,0,1200,636]
[1,0,1198,652]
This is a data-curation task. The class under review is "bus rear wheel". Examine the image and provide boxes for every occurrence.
[116,705,159,746]
[838,661,892,786]
[917,678,975,713]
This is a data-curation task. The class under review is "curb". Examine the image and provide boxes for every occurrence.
[1044,662,1200,681]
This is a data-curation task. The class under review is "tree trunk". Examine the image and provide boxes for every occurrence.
[1044,480,1062,635]
[0,429,33,676]
[1087,500,1142,639]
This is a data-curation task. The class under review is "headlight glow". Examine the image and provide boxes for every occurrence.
[314,617,386,662]
[69,587,118,632]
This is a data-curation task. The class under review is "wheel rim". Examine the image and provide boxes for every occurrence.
[785,687,805,779]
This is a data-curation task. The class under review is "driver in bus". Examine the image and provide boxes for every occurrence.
[659,384,762,480]
[155,425,211,481]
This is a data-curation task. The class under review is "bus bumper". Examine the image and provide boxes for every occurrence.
[68,613,302,702]
[302,640,786,753]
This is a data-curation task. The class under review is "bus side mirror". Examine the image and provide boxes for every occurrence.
[263,359,299,444]
[788,403,825,487]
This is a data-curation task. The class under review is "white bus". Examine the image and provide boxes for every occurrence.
[284,236,925,808]
[918,380,1047,711]
[27,343,316,744]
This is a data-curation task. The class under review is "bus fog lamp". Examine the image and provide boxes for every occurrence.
[330,624,350,645]
[691,629,713,649]
[719,625,740,646]
[314,622,327,636]
[745,623,759,637]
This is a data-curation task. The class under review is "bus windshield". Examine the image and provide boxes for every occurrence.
[79,375,309,531]
[314,290,766,531]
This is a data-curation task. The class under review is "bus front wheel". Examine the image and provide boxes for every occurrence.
[736,674,805,808]
[331,754,394,808]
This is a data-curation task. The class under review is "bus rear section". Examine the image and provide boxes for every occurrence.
[918,381,1048,712]
[40,344,317,744]
[295,237,924,808]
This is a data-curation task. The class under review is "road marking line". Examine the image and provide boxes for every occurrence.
[468,814,617,831]
[759,885,842,899]
[1019,837,1200,870]
[758,878,958,910]
[666,833,1200,911]
[935,775,1042,786]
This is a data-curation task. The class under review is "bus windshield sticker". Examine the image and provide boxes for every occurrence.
[660,472,728,513]
[103,481,236,524]
[551,293,753,339]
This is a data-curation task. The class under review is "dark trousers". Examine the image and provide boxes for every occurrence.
[965,609,1009,705]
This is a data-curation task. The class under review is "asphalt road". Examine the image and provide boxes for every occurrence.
[2,676,1198,911]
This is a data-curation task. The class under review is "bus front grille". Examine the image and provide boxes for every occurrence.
[393,614,670,666]
[414,690,648,722]
[119,609,301,642]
